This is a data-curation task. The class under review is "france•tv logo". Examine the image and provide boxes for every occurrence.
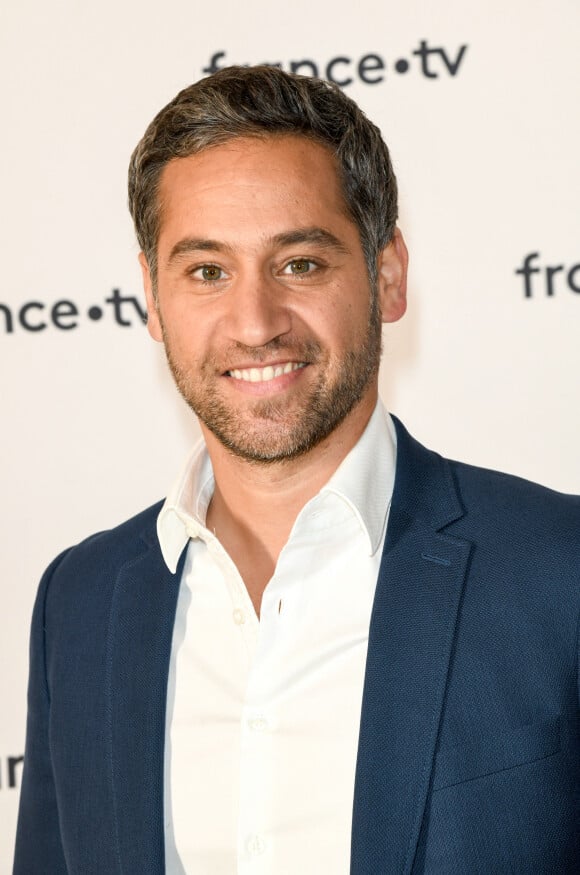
[202,40,468,87]
[516,253,580,298]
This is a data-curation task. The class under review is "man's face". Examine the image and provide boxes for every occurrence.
[142,135,406,463]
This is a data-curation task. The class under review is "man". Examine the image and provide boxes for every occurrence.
[14,66,579,874]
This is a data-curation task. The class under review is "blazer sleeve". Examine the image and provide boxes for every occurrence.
[13,552,71,875]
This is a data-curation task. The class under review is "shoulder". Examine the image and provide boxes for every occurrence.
[391,416,580,587]
[36,500,165,614]
[447,458,580,573]
[53,499,163,570]
[450,456,580,535]
[392,414,580,535]
[443,459,580,619]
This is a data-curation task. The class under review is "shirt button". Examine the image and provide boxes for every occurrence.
[246,834,266,856]
[185,521,200,539]
[248,715,269,732]
[232,608,245,625]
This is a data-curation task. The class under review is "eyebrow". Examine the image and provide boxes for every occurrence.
[166,226,351,265]
[167,237,233,264]
[271,227,351,254]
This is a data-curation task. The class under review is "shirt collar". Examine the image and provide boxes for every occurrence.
[317,401,396,555]
[157,440,215,573]
[157,401,397,572]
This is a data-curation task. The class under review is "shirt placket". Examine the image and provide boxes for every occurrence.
[236,582,285,874]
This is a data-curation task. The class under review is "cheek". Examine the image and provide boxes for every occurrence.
[322,297,362,344]
[297,301,357,355]
[160,311,217,366]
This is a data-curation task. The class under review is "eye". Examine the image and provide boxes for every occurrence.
[192,264,224,281]
[283,259,317,276]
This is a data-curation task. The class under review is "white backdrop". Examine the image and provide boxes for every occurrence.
[1,0,579,867]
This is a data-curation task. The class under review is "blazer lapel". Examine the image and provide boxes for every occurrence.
[351,418,472,875]
[106,522,184,874]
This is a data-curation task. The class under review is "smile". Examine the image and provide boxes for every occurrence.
[226,362,307,383]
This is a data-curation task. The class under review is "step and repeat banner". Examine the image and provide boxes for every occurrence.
[1,0,578,866]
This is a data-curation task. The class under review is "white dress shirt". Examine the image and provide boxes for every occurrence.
[159,403,397,874]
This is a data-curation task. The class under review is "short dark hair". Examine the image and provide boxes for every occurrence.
[128,65,398,285]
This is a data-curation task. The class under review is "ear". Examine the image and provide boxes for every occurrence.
[377,228,408,324]
[139,252,163,342]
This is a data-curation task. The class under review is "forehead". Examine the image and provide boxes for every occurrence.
[156,134,351,244]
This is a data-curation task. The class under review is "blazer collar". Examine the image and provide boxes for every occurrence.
[351,417,472,875]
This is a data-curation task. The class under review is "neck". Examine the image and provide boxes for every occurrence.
[203,392,377,614]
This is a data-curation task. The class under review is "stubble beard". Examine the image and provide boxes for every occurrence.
[162,300,383,465]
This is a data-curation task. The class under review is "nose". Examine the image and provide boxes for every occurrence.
[224,270,292,348]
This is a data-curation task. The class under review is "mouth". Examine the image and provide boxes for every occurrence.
[225,361,307,383]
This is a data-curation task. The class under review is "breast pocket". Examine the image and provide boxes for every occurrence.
[432,717,562,791]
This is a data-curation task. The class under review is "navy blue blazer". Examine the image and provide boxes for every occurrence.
[14,419,580,873]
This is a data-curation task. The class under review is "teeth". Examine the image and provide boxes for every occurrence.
[228,362,305,382]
